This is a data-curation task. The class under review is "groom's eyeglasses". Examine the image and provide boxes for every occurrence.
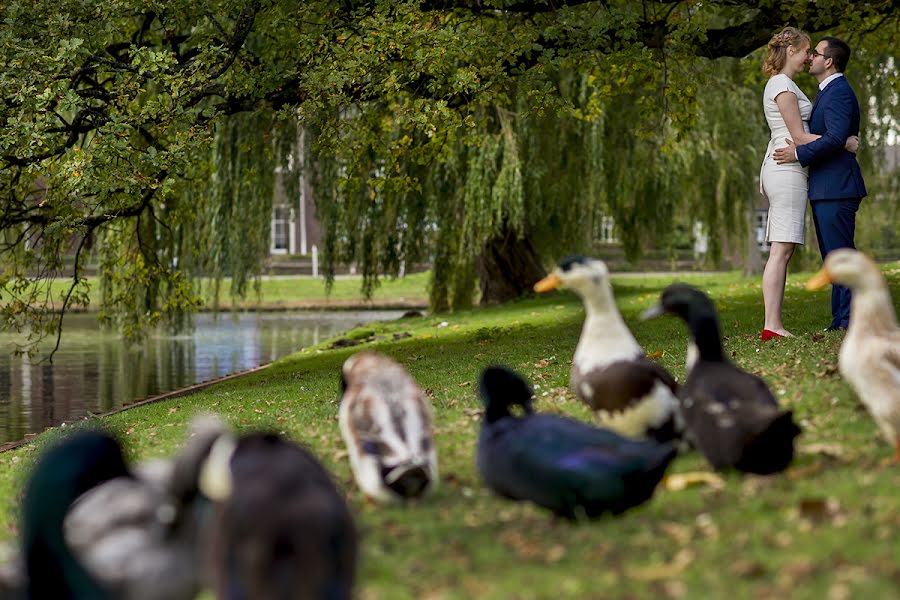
[808,49,826,58]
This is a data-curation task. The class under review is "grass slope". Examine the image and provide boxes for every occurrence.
[1,266,899,599]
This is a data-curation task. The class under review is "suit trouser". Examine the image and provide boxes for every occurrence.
[810,198,862,328]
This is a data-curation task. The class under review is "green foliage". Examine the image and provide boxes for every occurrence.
[1,1,898,349]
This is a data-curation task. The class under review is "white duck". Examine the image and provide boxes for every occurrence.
[339,351,438,502]
[807,249,900,463]
[534,256,681,443]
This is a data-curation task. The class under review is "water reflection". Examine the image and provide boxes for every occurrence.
[0,310,404,444]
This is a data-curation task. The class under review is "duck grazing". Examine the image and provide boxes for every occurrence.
[476,366,676,519]
[199,432,357,600]
[339,351,438,502]
[641,283,801,474]
[807,249,900,463]
[534,256,682,443]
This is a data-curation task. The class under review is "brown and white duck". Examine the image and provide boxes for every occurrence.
[807,249,900,464]
[339,351,438,502]
[534,256,681,443]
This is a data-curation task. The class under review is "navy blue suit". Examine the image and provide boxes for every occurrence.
[796,75,867,328]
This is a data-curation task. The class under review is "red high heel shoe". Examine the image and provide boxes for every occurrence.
[761,329,784,341]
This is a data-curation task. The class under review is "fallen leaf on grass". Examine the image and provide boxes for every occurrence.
[659,522,692,545]
[626,549,695,581]
[729,559,767,579]
[462,408,483,420]
[797,497,842,522]
[646,351,664,359]
[662,471,725,491]
[799,443,849,461]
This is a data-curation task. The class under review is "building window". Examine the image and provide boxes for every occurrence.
[271,206,290,254]
[755,209,770,252]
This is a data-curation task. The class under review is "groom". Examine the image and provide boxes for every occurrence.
[774,36,867,331]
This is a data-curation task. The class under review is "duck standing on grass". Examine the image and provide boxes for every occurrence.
[199,432,357,600]
[641,284,801,474]
[806,249,900,464]
[16,430,132,600]
[0,415,229,600]
[339,351,438,502]
[63,414,227,600]
[534,256,682,443]
[476,366,676,519]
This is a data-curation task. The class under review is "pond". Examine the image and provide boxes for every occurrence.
[0,310,406,445]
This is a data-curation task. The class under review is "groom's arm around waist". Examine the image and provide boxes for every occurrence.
[797,86,857,167]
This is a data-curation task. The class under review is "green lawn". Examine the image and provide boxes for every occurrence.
[21,272,431,311]
[1,265,899,599]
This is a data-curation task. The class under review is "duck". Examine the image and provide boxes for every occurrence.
[806,249,900,463]
[63,414,228,600]
[0,415,228,600]
[641,283,801,474]
[476,365,677,519]
[199,431,357,600]
[18,429,132,600]
[339,351,438,502]
[534,256,682,443]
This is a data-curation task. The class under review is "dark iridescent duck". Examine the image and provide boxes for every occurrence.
[476,366,676,519]
[199,431,357,600]
[641,283,801,474]
[534,256,682,443]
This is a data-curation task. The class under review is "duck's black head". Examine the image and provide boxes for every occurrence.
[24,430,128,520]
[478,366,535,424]
[23,429,128,599]
[557,255,590,272]
[641,283,724,360]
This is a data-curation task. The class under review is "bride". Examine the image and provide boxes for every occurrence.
[759,27,858,341]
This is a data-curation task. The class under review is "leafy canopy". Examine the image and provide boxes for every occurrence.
[1,0,898,352]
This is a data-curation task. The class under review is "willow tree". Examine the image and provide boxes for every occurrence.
[2,1,899,352]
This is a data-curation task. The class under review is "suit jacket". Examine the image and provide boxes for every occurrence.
[796,76,867,201]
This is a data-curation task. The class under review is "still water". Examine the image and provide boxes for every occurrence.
[0,310,405,444]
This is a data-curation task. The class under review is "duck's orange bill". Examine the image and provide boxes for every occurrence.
[533,273,561,293]
[805,268,833,291]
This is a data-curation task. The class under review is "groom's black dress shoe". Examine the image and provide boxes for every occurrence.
[824,325,847,332]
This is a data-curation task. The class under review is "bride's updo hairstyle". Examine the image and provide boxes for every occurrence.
[763,27,809,76]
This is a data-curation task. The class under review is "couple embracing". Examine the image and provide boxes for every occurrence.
[759,28,867,340]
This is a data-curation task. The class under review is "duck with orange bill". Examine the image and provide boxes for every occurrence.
[534,256,683,444]
[807,249,900,464]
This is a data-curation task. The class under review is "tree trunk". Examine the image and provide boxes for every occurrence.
[475,225,546,305]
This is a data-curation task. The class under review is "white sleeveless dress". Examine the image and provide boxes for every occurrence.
[759,73,812,244]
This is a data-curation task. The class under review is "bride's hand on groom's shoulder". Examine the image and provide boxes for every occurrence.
[773,139,797,164]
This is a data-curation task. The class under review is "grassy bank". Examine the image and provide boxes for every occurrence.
[1,265,899,599]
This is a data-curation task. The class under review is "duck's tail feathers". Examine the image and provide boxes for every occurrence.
[383,463,431,499]
[737,410,802,475]
[478,366,534,422]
